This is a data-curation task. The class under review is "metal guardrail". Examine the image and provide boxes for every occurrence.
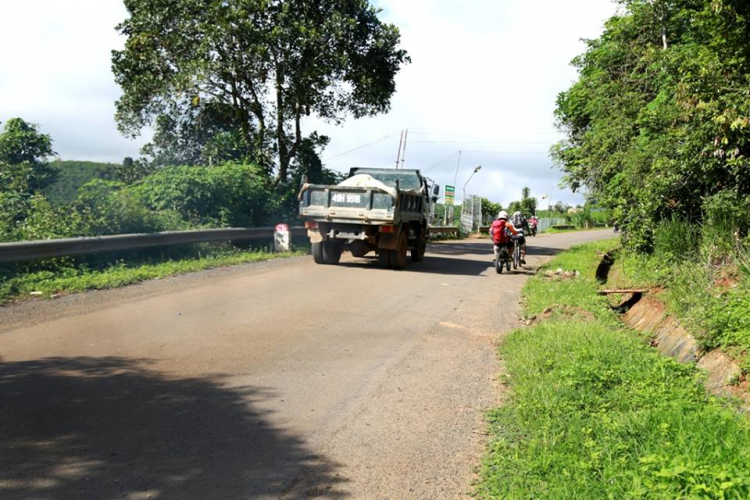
[0,225,461,264]
[428,226,460,235]
[0,227,308,264]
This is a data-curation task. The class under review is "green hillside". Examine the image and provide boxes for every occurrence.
[45,160,120,204]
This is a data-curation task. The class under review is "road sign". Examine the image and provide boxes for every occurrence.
[445,185,455,205]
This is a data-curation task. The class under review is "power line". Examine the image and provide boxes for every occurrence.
[411,140,553,145]
[461,150,550,155]
[423,150,460,172]
[323,134,396,163]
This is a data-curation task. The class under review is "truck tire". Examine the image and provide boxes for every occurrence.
[390,231,408,270]
[312,242,325,264]
[411,236,426,262]
[378,249,391,268]
[322,241,342,265]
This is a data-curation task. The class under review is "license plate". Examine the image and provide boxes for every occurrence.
[331,193,362,204]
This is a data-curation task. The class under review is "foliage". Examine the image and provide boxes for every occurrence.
[506,186,537,216]
[139,101,254,168]
[115,156,155,184]
[608,239,750,370]
[477,240,750,499]
[44,160,119,204]
[0,118,56,193]
[480,197,502,224]
[652,216,700,263]
[112,0,409,182]
[132,163,276,228]
[553,0,750,250]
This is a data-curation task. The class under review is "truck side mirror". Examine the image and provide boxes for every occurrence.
[432,184,440,196]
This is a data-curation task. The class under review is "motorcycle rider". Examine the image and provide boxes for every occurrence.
[529,215,538,236]
[511,211,528,264]
[490,211,522,262]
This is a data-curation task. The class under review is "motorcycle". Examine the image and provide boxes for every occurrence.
[494,245,512,274]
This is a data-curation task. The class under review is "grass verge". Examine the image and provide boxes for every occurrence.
[477,239,750,499]
[0,245,306,304]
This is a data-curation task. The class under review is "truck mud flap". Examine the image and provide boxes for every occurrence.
[378,232,399,251]
[308,229,324,244]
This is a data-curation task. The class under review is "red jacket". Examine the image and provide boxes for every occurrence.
[491,219,518,244]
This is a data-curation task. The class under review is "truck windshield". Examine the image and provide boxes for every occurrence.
[351,169,422,191]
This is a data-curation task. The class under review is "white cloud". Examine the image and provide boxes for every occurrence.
[0,0,616,205]
[0,0,145,162]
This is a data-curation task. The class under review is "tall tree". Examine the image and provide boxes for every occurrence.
[0,118,56,193]
[112,0,409,182]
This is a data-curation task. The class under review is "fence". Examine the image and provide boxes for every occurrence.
[0,225,462,264]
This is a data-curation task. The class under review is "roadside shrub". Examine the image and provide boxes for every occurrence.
[702,191,750,259]
[705,285,750,355]
[71,179,172,236]
[132,163,276,227]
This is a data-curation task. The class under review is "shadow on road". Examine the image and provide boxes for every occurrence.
[525,245,564,257]
[338,239,564,277]
[0,357,347,500]
[426,240,493,256]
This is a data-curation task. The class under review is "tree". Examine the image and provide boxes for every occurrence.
[480,197,502,224]
[112,0,409,182]
[139,101,254,168]
[552,0,750,248]
[519,186,537,215]
[115,157,155,185]
[553,201,569,214]
[0,118,56,193]
[506,187,536,217]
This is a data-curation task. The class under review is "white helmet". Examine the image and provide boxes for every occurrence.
[513,211,522,217]
[498,211,508,220]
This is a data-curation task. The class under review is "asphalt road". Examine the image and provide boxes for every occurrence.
[0,229,614,500]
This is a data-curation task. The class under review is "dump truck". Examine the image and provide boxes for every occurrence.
[298,168,440,269]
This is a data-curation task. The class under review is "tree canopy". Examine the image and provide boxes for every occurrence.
[553,0,750,249]
[0,118,56,193]
[112,0,409,182]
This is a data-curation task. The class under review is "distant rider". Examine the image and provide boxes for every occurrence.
[529,215,538,235]
[511,211,528,264]
[490,211,521,261]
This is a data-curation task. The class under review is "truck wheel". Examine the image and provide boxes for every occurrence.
[322,241,342,265]
[390,231,408,270]
[312,242,325,264]
[411,236,426,262]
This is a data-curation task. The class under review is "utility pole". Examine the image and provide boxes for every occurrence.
[400,129,409,169]
[395,130,404,169]
[446,150,462,224]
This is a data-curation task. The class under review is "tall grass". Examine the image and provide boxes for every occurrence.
[653,216,700,263]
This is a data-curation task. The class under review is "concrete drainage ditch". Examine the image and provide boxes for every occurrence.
[598,251,749,411]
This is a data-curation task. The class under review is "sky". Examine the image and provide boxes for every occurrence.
[0,0,618,208]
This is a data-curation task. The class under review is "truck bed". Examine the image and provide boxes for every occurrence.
[299,184,425,225]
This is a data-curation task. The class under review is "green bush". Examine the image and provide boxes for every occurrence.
[702,191,750,260]
[132,163,276,227]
